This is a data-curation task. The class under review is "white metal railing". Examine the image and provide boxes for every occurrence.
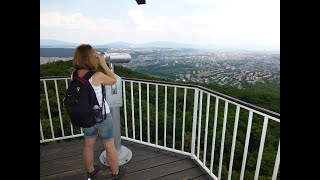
[40,77,84,143]
[40,77,280,180]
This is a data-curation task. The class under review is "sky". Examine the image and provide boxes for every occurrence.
[40,0,280,50]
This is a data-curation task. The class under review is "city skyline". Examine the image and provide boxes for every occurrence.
[40,0,280,51]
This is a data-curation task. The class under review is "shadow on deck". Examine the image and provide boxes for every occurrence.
[40,139,212,180]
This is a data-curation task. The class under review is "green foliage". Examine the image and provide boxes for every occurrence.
[40,60,280,179]
[40,60,73,77]
[135,63,205,79]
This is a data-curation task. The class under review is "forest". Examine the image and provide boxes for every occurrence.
[40,60,279,180]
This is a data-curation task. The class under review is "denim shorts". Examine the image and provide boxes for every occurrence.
[82,113,114,142]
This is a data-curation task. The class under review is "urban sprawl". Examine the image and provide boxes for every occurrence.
[40,48,280,89]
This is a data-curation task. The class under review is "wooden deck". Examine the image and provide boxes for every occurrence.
[40,138,212,180]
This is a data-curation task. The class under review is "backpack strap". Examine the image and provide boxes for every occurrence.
[95,84,106,122]
[83,71,95,81]
[101,84,107,119]
[71,70,78,80]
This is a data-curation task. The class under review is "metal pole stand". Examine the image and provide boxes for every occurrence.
[99,60,133,166]
[99,107,132,166]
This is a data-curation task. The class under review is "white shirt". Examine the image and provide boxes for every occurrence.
[88,77,110,114]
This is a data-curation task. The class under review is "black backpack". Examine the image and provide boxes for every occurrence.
[64,70,106,128]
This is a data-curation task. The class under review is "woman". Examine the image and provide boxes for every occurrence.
[72,44,125,179]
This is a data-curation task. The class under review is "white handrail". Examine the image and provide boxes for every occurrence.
[40,77,280,180]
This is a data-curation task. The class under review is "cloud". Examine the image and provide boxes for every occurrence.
[40,12,123,31]
[126,0,279,47]
[185,0,225,5]
[128,9,168,32]
[40,11,131,44]
[40,0,279,49]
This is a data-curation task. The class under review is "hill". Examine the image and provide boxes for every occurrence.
[40,39,202,49]
[40,39,78,48]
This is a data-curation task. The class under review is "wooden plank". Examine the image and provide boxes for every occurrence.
[55,152,183,179]
[41,140,166,165]
[189,174,213,180]
[113,158,196,180]
[40,143,104,162]
[41,153,182,180]
[40,143,149,168]
[125,154,186,174]
[40,139,205,180]
[40,138,84,149]
[40,167,86,180]
[40,140,140,162]
[40,149,156,176]
[40,142,175,177]
[128,149,172,163]
[40,138,134,150]
[41,153,104,177]
[40,146,168,175]
[41,148,108,168]
[40,147,43,157]
[96,154,189,180]
[153,166,207,180]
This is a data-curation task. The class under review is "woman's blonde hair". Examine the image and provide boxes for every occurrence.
[73,44,98,70]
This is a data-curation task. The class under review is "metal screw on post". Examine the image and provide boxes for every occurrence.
[98,52,133,166]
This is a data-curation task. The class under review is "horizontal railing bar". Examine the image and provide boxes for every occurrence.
[40,134,84,143]
[121,137,191,156]
[40,77,70,80]
[123,79,196,90]
[193,155,219,180]
[123,77,198,89]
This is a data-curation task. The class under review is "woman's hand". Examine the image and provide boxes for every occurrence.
[97,54,106,66]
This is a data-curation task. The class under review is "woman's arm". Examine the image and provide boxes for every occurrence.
[92,54,117,86]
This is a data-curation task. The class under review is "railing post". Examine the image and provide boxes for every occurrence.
[272,141,280,180]
[191,89,199,159]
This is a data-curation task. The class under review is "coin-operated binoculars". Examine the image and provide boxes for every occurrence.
[97,52,133,166]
